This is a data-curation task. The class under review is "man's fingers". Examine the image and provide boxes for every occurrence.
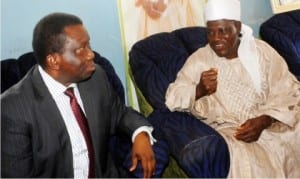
[235,127,257,142]
[141,156,152,178]
[147,155,156,178]
[130,155,138,172]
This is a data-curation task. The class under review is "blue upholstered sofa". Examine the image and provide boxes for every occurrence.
[260,10,300,80]
[129,26,230,178]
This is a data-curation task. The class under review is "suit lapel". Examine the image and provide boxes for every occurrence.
[78,81,104,177]
[31,66,70,136]
[77,84,98,134]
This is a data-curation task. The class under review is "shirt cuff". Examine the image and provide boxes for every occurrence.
[132,126,157,145]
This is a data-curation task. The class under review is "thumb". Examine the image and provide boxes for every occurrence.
[129,155,138,172]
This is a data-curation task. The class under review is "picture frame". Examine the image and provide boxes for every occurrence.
[270,0,300,14]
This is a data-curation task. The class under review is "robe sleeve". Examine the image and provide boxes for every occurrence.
[165,49,211,118]
[257,41,300,127]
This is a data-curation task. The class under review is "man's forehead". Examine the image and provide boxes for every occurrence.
[64,25,89,42]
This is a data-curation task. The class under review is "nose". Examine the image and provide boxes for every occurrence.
[87,48,95,61]
[208,30,221,42]
[212,31,221,41]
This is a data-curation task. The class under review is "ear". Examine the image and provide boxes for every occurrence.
[45,54,60,70]
[235,21,242,34]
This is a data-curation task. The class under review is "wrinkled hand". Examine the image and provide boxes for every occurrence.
[234,115,273,143]
[135,0,167,20]
[130,132,156,178]
[196,68,218,100]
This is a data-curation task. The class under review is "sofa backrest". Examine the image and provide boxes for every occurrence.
[129,26,207,110]
[1,51,125,102]
[260,10,300,80]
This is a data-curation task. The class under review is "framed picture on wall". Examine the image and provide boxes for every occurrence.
[270,0,300,13]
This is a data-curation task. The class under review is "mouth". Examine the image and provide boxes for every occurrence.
[210,42,227,57]
[214,43,225,51]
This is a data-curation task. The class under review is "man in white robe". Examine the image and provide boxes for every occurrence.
[165,0,300,177]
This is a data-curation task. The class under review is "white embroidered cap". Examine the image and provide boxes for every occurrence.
[204,0,241,22]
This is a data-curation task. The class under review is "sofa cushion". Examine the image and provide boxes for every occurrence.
[260,10,300,80]
[129,26,207,110]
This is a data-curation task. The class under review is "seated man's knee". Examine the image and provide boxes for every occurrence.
[123,138,170,178]
[179,134,230,178]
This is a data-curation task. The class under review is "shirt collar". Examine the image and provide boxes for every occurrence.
[38,65,77,99]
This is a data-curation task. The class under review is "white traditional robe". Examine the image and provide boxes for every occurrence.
[165,39,300,178]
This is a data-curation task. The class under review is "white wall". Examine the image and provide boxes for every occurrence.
[241,0,273,37]
[1,0,125,88]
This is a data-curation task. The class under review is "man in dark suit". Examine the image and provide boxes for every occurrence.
[1,12,157,178]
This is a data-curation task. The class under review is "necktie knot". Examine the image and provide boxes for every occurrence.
[64,87,75,99]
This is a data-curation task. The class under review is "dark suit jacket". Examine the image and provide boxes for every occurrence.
[1,64,150,177]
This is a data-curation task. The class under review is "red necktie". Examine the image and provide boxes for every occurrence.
[64,87,95,178]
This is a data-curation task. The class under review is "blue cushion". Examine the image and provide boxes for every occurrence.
[129,27,207,109]
[260,10,300,80]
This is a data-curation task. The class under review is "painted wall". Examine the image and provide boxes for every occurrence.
[1,0,125,88]
[241,0,274,37]
[1,0,274,97]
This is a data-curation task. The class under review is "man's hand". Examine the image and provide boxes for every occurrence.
[130,132,156,178]
[136,0,167,20]
[196,68,218,100]
[234,115,274,143]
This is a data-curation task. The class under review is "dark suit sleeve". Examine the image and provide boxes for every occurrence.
[1,95,33,177]
[107,78,151,137]
[92,65,151,137]
[112,99,151,137]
